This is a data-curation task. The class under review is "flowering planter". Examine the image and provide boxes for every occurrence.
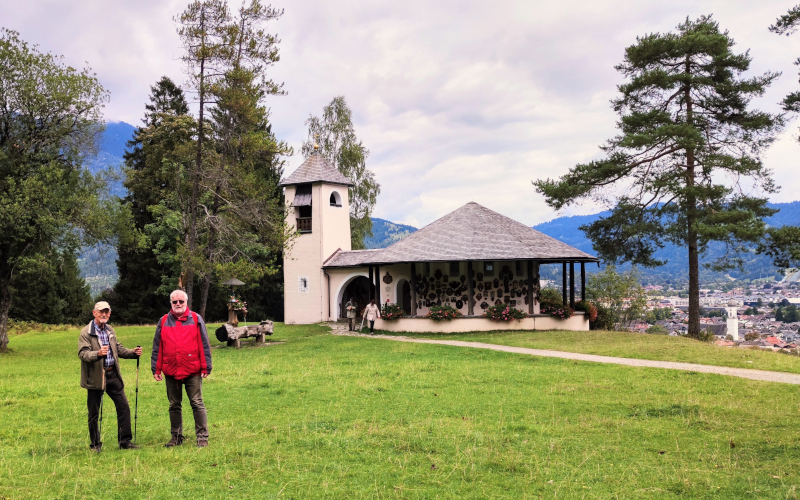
[374,313,588,333]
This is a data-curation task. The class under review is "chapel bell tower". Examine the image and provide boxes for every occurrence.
[279,148,352,324]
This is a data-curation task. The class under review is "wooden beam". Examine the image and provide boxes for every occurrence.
[581,262,586,303]
[410,263,418,317]
[467,261,474,316]
[375,265,381,305]
[569,261,575,309]
[527,260,534,315]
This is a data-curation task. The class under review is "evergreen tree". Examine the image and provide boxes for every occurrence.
[302,96,380,249]
[534,16,783,338]
[0,29,117,351]
[111,77,190,324]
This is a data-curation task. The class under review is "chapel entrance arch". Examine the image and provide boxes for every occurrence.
[339,276,371,319]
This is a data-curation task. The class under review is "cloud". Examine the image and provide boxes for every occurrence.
[3,0,799,229]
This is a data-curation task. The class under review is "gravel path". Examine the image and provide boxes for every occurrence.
[327,323,800,385]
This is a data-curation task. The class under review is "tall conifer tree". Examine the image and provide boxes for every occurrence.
[534,16,783,337]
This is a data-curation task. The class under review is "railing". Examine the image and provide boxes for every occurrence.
[296,217,312,233]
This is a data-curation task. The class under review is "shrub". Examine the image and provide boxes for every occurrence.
[646,324,668,335]
[381,303,405,321]
[573,300,598,322]
[426,304,462,322]
[483,303,527,322]
[590,304,615,330]
[539,297,574,320]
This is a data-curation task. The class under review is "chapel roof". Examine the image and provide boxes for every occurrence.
[279,153,353,187]
[324,202,598,267]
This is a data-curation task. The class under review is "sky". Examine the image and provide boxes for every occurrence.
[4,0,800,228]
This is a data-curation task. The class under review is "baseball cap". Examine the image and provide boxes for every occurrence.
[94,301,112,311]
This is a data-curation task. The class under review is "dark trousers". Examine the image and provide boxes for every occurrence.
[165,374,208,441]
[369,320,375,333]
[87,369,132,447]
[348,317,355,330]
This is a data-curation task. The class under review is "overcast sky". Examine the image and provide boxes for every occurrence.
[4,0,800,228]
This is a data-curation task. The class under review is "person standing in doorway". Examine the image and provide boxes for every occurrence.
[151,290,213,448]
[78,301,142,452]
[364,299,381,335]
[345,297,357,331]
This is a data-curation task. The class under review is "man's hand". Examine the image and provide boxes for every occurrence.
[153,373,163,381]
[98,345,109,357]
[133,346,143,356]
[201,372,208,379]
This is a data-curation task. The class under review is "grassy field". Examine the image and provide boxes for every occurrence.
[1,323,800,499]
[378,328,800,374]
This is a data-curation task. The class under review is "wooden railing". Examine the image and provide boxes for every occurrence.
[296,217,312,233]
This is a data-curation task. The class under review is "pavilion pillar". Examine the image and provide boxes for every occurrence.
[375,265,381,305]
[368,266,374,301]
[410,263,418,317]
[467,261,474,316]
[581,262,586,303]
[569,261,576,309]
[562,262,567,306]
[527,260,534,315]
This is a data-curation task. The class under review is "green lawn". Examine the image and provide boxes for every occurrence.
[1,323,799,499]
[377,328,800,374]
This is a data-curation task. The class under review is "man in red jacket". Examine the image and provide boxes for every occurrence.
[151,289,213,447]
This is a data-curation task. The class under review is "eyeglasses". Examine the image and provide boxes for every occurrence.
[96,309,110,314]
[171,300,186,305]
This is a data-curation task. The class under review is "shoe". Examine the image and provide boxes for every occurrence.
[197,439,208,448]
[89,444,102,453]
[165,436,185,447]
[119,443,140,450]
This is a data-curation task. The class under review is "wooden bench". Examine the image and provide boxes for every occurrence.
[215,320,273,348]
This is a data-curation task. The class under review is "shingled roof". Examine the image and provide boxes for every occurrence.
[324,202,597,267]
[279,153,353,187]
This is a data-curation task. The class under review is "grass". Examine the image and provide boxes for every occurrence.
[375,328,800,374]
[1,323,799,498]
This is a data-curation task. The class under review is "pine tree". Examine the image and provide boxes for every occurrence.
[110,77,190,324]
[534,16,783,338]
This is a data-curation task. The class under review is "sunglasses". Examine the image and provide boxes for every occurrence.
[171,300,186,305]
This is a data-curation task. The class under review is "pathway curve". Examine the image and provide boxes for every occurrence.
[326,323,800,385]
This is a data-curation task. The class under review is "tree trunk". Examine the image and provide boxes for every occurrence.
[684,57,701,338]
[199,274,211,321]
[0,265,13,353]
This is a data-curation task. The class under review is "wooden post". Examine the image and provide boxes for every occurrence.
[375,265,381,305]
[527,260,534,315]
[562,262,567,306]
[581,262,586,303]
[368,266,374,301]
[467,261,474,316]
[569,261,575,309]
[410,263,418,317]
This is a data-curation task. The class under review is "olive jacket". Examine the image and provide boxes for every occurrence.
[77,322,139,390]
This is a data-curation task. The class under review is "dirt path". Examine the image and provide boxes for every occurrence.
[327,323,800,385]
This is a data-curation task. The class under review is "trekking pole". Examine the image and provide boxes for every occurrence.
[99,365,105,450]
[134,346,141,444]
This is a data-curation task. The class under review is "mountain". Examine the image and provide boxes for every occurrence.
[364,218,418,249]
[79,122,136,294]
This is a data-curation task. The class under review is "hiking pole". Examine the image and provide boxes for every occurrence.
[134,346,141,444]
[99,364,105,450]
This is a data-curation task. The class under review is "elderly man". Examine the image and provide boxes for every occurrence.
[151,289,213,448]
[78,301,143,452]
[345,297,357,331]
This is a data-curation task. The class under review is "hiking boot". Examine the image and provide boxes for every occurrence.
[89,444,102,453]
[165,436,184,447]
[197,439,208,448]
[119,443,140,450]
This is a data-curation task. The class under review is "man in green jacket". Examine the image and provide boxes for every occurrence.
[78,301,142,452]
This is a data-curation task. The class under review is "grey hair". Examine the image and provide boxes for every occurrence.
[170,289,188,301]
